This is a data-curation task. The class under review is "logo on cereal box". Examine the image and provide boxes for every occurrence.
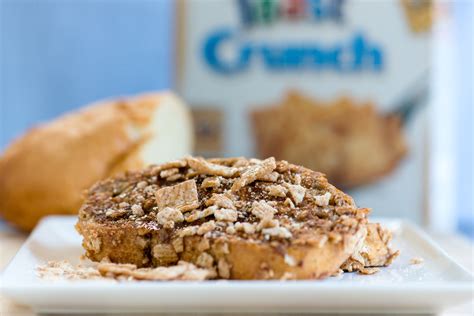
[203,0,383,74]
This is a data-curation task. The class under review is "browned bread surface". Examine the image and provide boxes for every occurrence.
[76,157,374,280]
[251,91,407,189]
[0,92,192,231]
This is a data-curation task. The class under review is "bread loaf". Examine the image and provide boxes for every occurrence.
[0,92,193,231]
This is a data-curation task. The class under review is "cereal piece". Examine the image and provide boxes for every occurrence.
[358,267,380,275]
[328,232,342,243]
[160,168,179,178]
[258,171,279,182]
[231,157,276,191]
[284,254,297,267]
[197,220,216,235]
[226,224,236,234]
[119,202,130,209]
[131,204,144,216]
[179,226,199,237]
[256,218,279,231]
[105,208,128,219]
[185,168,198,179]
[186,156,239,177]
[293,174,302,185]
[280,272,296,280]
[410,257,424,265]
[201,177,221,189]
[37,260,102,281]
[217,259,231,279]
[196,252,214,269]
[316,235,328,248]
[285,183,306,205]
[284,197,295,209]
[136,181,148,189]
[166,174,183,182]
[151,160,187,173]
[152,244,179,265]
[85,237,102,252]
[155,180,200,212]
[185,206,216,222]
[251,200,277,220]
[171,237,184,253]
[262,227,292,239]
[232,158,250,168]
[135,236,147,248]
[235,222,256,234]
[384,250,400,266]
[267,184,288,198]
[242,222,256,234]
[259,262,275,279]
[314,192,331,207]
[97,261,213,281]
[214,208,238,222]
[212,242,230,256]
[156,207,184,228]
[206,193,235,209]
[197,238,211,251]
[377,225,393,244]
[276,160,290,172]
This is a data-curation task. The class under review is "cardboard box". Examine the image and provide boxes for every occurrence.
[177,0,432,223]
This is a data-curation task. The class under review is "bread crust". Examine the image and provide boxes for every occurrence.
[76,157,376,280]
[0,92,192,231]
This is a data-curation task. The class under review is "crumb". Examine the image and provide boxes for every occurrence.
[358,267,380,275]
[36,260,102,281]
[37,260,215,281]
[280,272,296,280]
[410,257,424,265]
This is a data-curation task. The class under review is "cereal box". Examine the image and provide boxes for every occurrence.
[177,0,432,223]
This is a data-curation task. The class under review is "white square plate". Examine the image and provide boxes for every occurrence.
[1,216,472,314]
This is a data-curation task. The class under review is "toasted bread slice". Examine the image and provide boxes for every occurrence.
[77,157,378,280]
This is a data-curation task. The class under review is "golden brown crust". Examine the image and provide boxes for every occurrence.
[0,92,191,231]
[76,157,374,280]
[251,91,407,188]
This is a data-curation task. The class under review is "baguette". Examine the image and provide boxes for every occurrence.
[0,92,193,231]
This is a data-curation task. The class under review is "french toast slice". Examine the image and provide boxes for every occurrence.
[76,157,394,280]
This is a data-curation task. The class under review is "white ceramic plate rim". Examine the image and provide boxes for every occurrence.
[1,216,473,314]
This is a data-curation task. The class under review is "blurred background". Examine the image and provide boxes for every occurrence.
[0,0,472,238]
